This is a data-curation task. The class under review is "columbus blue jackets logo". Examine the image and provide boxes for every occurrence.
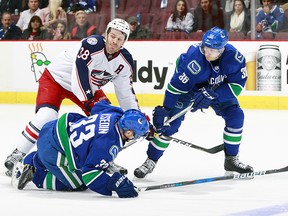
[91,70,113,87]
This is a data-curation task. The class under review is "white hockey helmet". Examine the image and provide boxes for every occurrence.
[105,18,130,42]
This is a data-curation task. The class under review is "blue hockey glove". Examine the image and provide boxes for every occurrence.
[191,87,218,112]
[152,106,171,134]
[107,172,138,198]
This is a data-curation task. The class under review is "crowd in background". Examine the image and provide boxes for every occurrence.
[0,0,288,40]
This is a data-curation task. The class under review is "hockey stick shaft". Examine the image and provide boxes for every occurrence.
[164,102,194,126]
[123,103,194,151]
[138,166,288,192]
[164,136,224,154]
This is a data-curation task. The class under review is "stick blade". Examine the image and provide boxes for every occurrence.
[207,143,224,154]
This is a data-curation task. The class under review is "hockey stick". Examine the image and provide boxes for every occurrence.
[164,102,194,126]
[123,103,222,154]
[122,103,195,151]
[138,166,288,192]
[163,136,224,154]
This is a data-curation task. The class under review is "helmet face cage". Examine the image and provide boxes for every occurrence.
[118,109,149,140]
[202,26,228,50]
[106,18,130,42]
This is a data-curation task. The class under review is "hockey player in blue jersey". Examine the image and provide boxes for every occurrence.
[134,26,253,178]
[15,101,149,198]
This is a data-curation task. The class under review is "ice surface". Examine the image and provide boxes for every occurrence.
[1,104,288,216]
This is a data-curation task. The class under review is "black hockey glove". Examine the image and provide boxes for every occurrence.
[191,87,218,112]
[152,106,171,134]
[107,172,138,198]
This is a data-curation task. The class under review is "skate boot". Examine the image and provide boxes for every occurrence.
[18,164,35,190]
[134,158,157,178]
[4,149,26,177]
[224,155,253,174]
[106,161,128,175]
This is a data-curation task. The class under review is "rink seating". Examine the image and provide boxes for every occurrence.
[10,0,288,40]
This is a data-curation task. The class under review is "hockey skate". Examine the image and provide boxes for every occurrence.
[224,155,253,174]
[4,149,26,177]
[134,158,157,178]
[106,161,128,175]
[17,164,35,190]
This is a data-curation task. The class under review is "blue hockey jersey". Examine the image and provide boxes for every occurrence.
[49,101,125,195]
[256,5,285,32]
[163,43,247,110]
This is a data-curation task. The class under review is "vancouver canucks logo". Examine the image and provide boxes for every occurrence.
[91,70,113,87]
[109,145,119,160]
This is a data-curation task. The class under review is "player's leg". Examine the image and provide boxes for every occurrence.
[4,70,61,176]
[216,104,253,174]
[134,97,193,178]
[18,122,86,191]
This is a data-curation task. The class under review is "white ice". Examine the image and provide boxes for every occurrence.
[1,104,288,216]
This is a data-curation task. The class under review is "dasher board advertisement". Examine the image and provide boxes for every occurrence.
[0,41,287,107]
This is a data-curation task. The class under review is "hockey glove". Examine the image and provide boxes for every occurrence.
[107,172,138,198]
[84,89,111,114]
[191,87,218,112]
[152,106,171,134]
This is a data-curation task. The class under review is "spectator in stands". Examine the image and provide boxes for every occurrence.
[221,0,234,27]
[40,0,49,8]
[275,0,287,6]
[221,0,234,15]
[16,0,42,31]
[226,0,250,35]
[193,0,225,32]
[60,0,69,11]
[52,19,71,39]
[67,0,96,14]
[0,11,22,39]
[243,0,250,8]
[165,0,194,33]
[0,0,22,15]
[71,10,99,39]
[21,15,51,40]
[32,0,68,9]
[126,16,150,40]
[40,0,67,33]
[256,0,285,36]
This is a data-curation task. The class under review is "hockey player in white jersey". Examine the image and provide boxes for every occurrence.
[15,101,149,198]
[5,18,142,176]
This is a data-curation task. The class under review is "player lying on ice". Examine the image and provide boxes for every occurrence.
[134,26,254,178]
[14,100,149,198]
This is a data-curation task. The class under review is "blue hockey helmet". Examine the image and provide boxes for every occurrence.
[118,109,149,140]
[202,27,228,50]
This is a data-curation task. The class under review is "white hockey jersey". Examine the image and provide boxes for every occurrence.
[47,35,139,110]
